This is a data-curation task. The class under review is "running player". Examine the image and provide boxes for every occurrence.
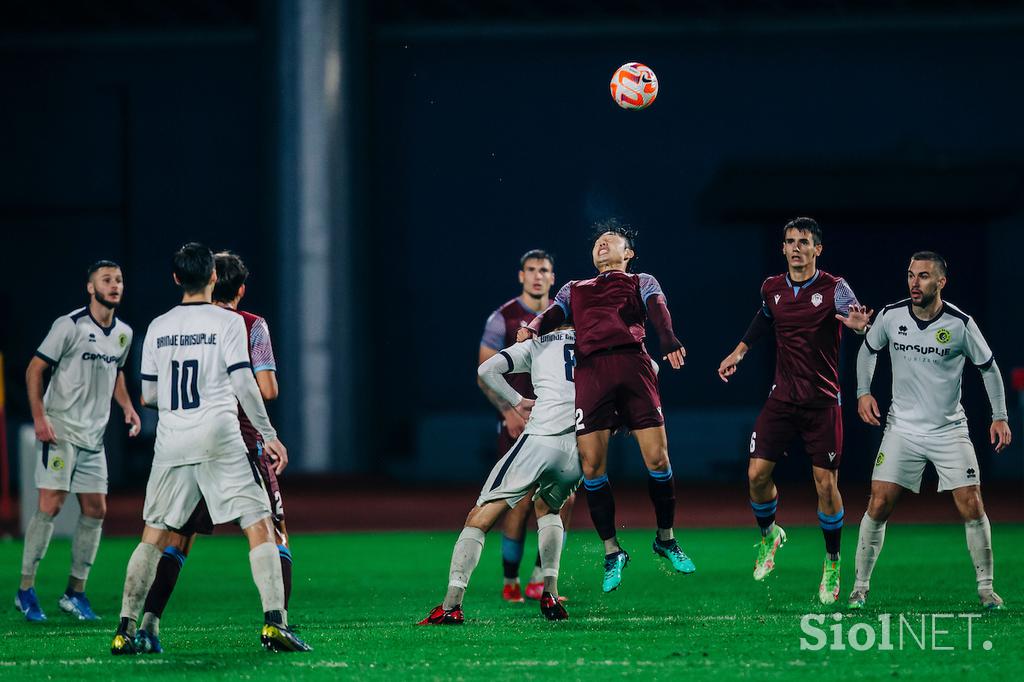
[16,260,141,622]
[479,249,575,602]
[517,219,694,593]
[133,251,290,653]
[110,243,308,654]
[717,217,871,605]
[420,324,580,624]
[850,251,1011,610]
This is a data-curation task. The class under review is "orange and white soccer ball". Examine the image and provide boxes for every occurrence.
[610,62,658,110]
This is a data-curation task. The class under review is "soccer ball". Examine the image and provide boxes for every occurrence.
[610,62,658,110]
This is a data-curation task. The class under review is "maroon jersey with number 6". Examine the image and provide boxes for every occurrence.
[760,270,859,408]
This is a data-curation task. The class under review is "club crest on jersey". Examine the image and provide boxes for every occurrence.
[774,294,781,305]
[935,328,952,345]
[119,333,129,348]
[811,293,823,307]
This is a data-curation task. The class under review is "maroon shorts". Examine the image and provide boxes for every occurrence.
[750,399,843,470]
[574,348,664,436]
[176,446,286,536]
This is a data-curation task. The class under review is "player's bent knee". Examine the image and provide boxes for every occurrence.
[37,489,67,516]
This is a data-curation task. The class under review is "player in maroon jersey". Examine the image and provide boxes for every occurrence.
[133,252,293,652]
[479,249,576,602]
[717,217,872,605]
[517,220,693,592]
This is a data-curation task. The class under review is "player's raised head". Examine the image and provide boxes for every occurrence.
[908,250,947,306]
[782,217,823,269]
[590,218,637,272]
[213,251,249,304]
[173,242,216,294]
[86,259,123,309]
[519,249,555,299]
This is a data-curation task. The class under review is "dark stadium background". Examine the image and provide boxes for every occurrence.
[0,1,1021,531]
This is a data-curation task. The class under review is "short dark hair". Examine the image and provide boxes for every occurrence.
[910,250,948,277]
[520,249,554,270]
[212,251,249,303]
[590,217,638,271]
[783,217,823,245]
[173,242,214,294]
[87,260,120,280]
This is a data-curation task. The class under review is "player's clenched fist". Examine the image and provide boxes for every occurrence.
[264,438,289,475]
[515,327,535,343]
[857,394,881,426]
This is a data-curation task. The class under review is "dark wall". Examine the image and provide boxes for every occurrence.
[0,37,275,486]
[367,26,1024,476]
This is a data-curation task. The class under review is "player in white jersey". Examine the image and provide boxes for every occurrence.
[110,243,309,654]
[419,326,581,624]
[851,252,1011,610]
[16,260,141,623]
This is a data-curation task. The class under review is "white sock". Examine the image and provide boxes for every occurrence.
[965,515,994,592]
[21,511,55,582]
[443,527,485,610]
[537,514,565,595]
[249,542,286,622]
[854,513,886,591]
[120,543,162,624]
[70,515,104,586]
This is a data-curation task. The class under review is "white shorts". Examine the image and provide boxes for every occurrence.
[143,454,272,531]
[35,440,107,494]
[477,431,581,511]
[872,427,980,493]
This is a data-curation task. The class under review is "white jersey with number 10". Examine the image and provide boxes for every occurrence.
[141,302,253,466]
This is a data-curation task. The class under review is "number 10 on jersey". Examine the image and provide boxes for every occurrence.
[170,359,201,409]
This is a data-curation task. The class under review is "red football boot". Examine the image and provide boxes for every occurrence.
[502,583,525,603]
[417,604,465,625]
[539,592,568,621]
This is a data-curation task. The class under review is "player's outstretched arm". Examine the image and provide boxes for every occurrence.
[25,356,57,444]
[719,307,774,383]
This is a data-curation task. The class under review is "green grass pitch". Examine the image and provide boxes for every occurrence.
[1,524,1022,680]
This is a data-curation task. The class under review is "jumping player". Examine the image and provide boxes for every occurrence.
[518,219,694,593]
[479,249,575,602]
[717,217,871,605]
[133,251,291,652]
[850,251,1011,609]
[16,260,141,622]
[420,324,581,624]
[110,243,308,654]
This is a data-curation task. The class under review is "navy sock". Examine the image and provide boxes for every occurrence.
[278,544,293,610]
[501,535,525,579]
[647,468,675,531]
[751,496,778,535]
[142,546,186,619]
[818,508,844,560]
[583,475,617,541]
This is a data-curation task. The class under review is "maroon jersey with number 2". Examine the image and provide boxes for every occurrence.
[554,271,667,435]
